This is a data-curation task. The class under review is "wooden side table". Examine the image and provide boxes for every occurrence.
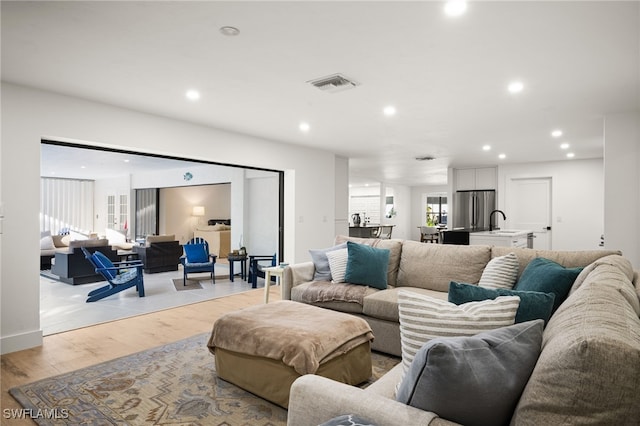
[263,266,285,303]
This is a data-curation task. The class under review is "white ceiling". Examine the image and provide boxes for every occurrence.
[3,1,639,185]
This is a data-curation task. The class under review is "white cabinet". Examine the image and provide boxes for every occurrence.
[475,168,497,190]
[469,230,531,248]
[455,169,476,191]
[455,167,496,191]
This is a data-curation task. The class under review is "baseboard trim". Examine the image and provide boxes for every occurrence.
[1,329,43,354]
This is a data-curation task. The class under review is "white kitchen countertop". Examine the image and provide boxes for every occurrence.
[471,229,532,238]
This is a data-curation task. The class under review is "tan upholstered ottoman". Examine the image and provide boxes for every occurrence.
[207,300,374,407]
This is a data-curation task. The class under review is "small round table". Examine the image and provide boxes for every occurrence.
[227,253,247,282]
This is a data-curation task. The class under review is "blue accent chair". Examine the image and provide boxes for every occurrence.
[81,247,145,302]
[180,237,217,286]
[248,253,277,288]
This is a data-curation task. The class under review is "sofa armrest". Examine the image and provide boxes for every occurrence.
[287,375,442,426]
[281,261,315,300]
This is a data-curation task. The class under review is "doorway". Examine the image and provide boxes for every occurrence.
[505,177,552,250]
[40,140,285,334]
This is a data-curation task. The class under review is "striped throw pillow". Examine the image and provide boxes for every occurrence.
[397,290,520,374]
[326,248,348,283]
[479,252,519,289]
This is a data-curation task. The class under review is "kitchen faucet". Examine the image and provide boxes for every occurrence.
[489,210,506,231]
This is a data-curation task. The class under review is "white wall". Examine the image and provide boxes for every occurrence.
[0,82,339,354]
[382,184,411,240]
[497,159,604,251]
[160,184,231,243]
[334,157,349,237]
[246,176,279,257]
[604,111,640,268]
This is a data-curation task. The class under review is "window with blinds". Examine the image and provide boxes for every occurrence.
[40,177,94,234]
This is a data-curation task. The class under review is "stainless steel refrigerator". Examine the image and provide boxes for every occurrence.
[453,190,496,231]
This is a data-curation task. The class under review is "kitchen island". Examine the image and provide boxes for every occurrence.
[469,229,533,248]
[349,225,395,239]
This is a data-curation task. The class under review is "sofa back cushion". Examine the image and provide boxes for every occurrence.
[397,241,491,291]
[511,256,640,424]
[491,246,621,279]
[334,236,402,286]
[146,234,176,245]
[68,238,109,249]
[51,234,68,248]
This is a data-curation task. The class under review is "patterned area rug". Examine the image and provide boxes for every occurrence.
[10,332,399,425]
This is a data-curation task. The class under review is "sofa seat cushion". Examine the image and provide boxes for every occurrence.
[397,242,491,292]
[512,258,640,425]
[363,288,448,322]
[291,281,379,314]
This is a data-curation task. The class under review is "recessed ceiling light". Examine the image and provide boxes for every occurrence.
[508,81,524,94]
[560,143,570,150]
[482,145,491,151]
[567,152,575,158]
[219,26,240,36]
[299,122,310,132]
[383,105,397,116]
[444,0,467,17]
[185,90,200,101]
[123,159,130,163]
[551,129,563,138]
[498,153,506,159]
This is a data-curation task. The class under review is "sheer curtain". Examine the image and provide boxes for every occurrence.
[135,188,158,239]
[40,177,94,234]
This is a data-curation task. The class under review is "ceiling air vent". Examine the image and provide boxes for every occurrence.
[415,155,436,161]
[307,73,359,93]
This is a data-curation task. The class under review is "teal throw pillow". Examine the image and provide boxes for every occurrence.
[92,251,116,280]
[344,241,389,289]
[184,244,208,263]
[448,281,556,325]
[514,257,583,313]
[396,320,544,426]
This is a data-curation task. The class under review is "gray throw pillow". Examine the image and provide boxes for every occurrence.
[319,414,377,426]
[309,243,347,281]
[396,320,544,426]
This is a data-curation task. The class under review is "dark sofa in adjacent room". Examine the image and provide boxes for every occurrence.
[133,234,183,273]
[51,239,119,285]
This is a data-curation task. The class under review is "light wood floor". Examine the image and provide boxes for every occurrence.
[1,287,280,425]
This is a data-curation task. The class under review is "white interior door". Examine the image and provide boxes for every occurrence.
[106,193,129,235]
[506,177,552,250]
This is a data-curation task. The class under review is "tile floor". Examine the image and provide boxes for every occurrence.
[40,263,259,336]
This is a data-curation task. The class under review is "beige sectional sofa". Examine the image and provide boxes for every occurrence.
[283,236,640,426]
